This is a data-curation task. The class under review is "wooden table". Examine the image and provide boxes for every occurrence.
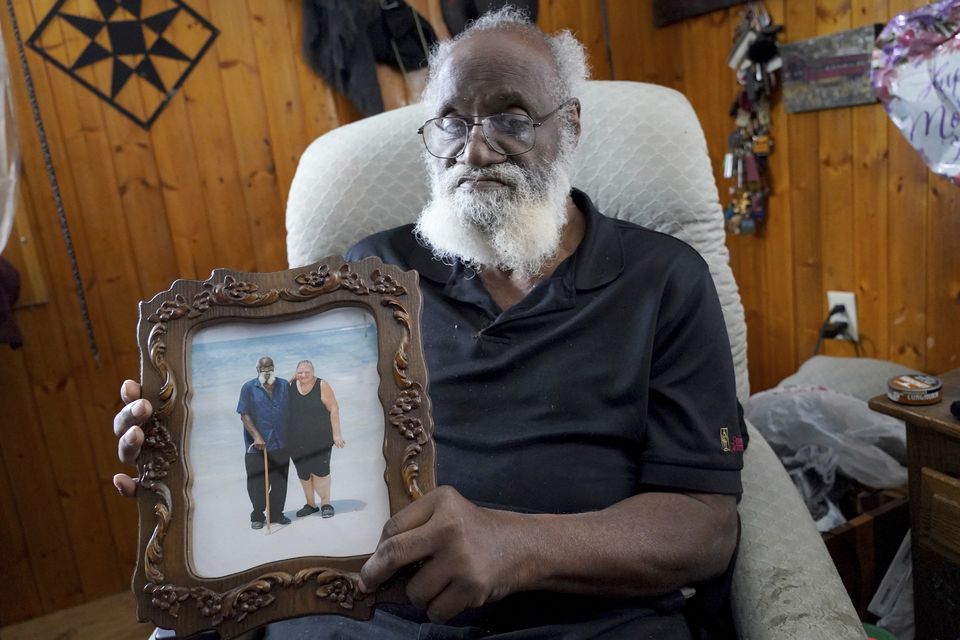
[870,367,960,640]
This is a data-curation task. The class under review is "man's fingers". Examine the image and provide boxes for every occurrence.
[359,528,436,593]
[118,425,144,465]
[113,398,153,439]
[403,556,453,611]
[120,379,142,404]
[113,473,138,497]
[377,487,448,544]
[425,582,475,624]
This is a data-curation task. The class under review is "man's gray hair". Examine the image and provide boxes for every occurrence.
[421,6,589,111]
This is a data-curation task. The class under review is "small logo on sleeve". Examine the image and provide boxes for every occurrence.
[720,427,745,452]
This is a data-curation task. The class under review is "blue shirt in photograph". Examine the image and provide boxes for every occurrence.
[236,377,290,451]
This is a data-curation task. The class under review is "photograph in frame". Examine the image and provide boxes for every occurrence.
[133,257,436,639]
[187,308,388,577]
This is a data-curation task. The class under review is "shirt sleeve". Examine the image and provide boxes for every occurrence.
[637,251,746,495]
[237,382,252,416]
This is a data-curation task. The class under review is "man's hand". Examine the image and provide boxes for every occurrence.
[358,485,527,623]
[112,380,152,497]
[358,488,738,624]
[251,435,266,451]
[333,433,346,448]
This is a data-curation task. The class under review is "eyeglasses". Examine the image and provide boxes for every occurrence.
[417,100,573,160]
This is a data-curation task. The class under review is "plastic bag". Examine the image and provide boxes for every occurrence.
[744,385,908,488]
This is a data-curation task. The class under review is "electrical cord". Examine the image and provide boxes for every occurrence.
[811,304,861,358]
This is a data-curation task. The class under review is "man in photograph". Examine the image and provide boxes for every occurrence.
[114,8,746,638]
[237,356,291,529]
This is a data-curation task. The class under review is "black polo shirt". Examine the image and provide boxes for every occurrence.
[345,189,746,515]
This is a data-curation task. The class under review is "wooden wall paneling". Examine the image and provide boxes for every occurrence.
[11,0,136,392]
[0,443,44,625]
[376,63,414,111]
[815,1,855,358]
[142,8,223,282]
[58,25,181,297]
[7,304,124,600]
[5,9,128,599]
[145,90,218,281]
[605,0,684,89]
[885,0,929,370]
[785,2,824,367]
[578,1,614,80]
[679,11,736,185]
[851,0,890,359]
[17,0,139,576]
[926,174,960,373]
[0,344,85,612]
[539,1,611,80]
[20,0,143,378]
[8,185,49,306]
[283,1,342,145]
[3,0,137,580]
[4,2,97,339]
[205,1,287,272]
[417,0,453,40]
[172,0,257,273]
[756,0,797,387]
[331,90,364,127]
[248,0,313,203]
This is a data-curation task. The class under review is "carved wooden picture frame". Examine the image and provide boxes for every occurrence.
[133,257,436,639]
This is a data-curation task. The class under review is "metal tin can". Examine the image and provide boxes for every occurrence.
[887,374,943,405]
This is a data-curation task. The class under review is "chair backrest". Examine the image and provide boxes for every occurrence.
[286,80,749,400]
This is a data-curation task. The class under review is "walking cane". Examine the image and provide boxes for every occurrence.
[263,447,271,533]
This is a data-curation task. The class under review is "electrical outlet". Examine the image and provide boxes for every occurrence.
[826,291,859,342]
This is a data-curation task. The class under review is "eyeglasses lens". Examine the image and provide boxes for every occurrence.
[422,114,535,158]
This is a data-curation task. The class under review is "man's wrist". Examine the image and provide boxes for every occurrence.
[487,509,551,596]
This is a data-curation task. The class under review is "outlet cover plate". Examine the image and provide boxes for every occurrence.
[827,290,859,342]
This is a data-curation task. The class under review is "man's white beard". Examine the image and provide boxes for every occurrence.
[415,128,575,277]
[258,371,275,385]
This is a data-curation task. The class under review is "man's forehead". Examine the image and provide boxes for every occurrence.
[434,29,557,110]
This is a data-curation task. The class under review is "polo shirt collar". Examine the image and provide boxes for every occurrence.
[569,188,624,290]
[405,187,625,291]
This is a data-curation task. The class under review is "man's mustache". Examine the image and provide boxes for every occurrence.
[443,164,522,188]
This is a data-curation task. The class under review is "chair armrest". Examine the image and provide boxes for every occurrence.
[733,421,866,640]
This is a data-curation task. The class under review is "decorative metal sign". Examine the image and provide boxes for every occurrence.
[28,0,218,129]
[781,24,882,114]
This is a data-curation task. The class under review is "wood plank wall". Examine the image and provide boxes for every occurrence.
[1,0,957,625]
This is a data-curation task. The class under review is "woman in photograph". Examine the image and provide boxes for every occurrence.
[288,359,346,518]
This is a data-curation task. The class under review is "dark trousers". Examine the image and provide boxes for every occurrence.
[244,448,289,522]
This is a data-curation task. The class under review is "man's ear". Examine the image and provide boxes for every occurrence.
[568,98,582,144]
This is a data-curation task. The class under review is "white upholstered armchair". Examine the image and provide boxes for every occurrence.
[285,81,867,640]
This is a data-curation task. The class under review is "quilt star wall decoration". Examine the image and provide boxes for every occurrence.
[28,0,219,129]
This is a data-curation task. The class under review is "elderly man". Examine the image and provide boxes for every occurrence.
[237,356,292,529]
[114,9,746,639]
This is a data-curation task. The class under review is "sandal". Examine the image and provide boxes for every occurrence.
[296,504,320,517]
[320,504,335,518]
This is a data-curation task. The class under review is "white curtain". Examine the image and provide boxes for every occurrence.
[0,35,19,253]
